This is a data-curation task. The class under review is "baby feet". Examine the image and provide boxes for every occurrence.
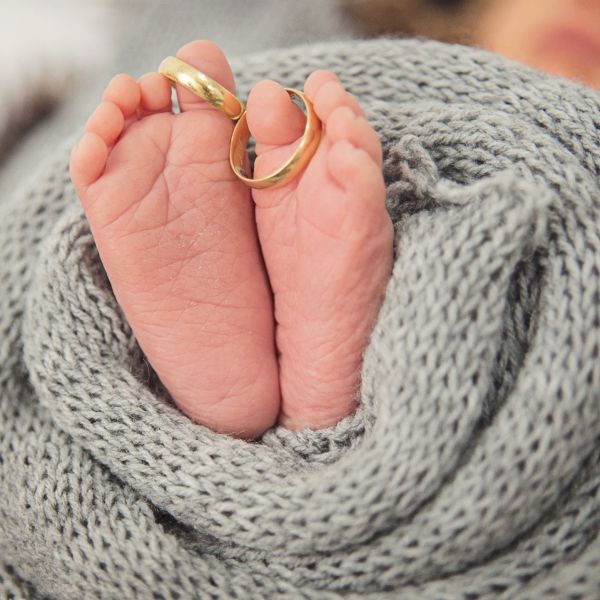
[70,40,393,438]
[247,77,393,429]
[70,41,280,438]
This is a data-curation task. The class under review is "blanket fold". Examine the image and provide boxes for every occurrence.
[1,38,599,599]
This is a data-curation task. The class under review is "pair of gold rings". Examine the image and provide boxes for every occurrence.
[158,56,321,189]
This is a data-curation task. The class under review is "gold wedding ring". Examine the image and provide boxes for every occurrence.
[230,89,321,189]
[158,56,244,121]
[158,56,322,189]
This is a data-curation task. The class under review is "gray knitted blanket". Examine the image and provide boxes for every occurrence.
[1,38,599,599]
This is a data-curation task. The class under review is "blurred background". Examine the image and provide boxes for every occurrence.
[0,0,359,198]
[1,0,598,199]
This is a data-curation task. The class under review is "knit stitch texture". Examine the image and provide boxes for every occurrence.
[1,38,599,599]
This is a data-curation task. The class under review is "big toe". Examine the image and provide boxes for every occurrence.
[246,80,306,149]
[174,40,237,113]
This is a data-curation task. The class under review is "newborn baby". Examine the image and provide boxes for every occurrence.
[69,40,393,439]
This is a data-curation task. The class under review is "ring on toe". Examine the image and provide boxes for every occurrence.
[229,89,321,190]
[159,56,245,121]
[158,56,321,190]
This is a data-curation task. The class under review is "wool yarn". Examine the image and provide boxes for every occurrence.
[1,38,599,599]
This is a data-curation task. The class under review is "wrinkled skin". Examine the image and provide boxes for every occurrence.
[70,40,393,438]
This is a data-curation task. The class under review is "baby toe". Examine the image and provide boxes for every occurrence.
[327,139,385,201]
[138,72,173,114]
[312,80,364,121]
[304,69,341,101]
[70,132,108,191]
[174,40,236,113]
[326,106,382,167]
[102,74,141,119]
[84,101,125,147]
[247,79,306,148]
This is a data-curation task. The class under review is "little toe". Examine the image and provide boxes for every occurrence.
[70,132,108,191]
[102,73,141,118]
[326,106,382,167]
[312,80,364,121]
[174,40,237,113]
[84,101,125,147]
[327,139,386,201]
[138,72,173,114]
[246,79,306,148]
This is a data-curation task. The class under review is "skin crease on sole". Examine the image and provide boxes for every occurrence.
[70,40,393,438]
